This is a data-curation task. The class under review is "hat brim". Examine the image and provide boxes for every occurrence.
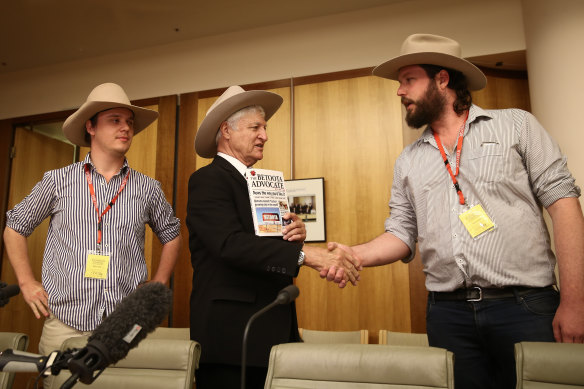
[195,90,283,158]
[63,101,159,147]
[373,52,486,91]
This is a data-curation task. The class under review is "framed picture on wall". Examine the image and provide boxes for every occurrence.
[285,177,326,242]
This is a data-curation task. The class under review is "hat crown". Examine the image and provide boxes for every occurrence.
[206,85,246,115]
[401,34,462,58]
[86,82,132,106]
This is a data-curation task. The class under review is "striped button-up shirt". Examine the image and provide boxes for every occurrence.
[386,105,580,292]
[6,154,180,331]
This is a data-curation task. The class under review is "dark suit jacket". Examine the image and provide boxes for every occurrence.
[187,156,302,367]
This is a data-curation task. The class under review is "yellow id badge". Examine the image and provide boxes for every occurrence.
[459,204,495,238]
[85,250,110,279]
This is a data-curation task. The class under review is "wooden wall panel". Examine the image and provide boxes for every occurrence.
[0,121,14,259]
[173,92,198,327]
[149,97,177,285]
[293,76,407,343]
[472,69,531,111]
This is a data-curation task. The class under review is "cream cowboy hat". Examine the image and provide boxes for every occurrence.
[195,85,283,158]
[62,82,159,147]
[373,33,487,91]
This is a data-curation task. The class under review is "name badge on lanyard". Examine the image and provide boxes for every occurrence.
[85,250,111,279]
[459,204,495,238]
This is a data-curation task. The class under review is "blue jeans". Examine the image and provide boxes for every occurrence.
[426,288,559,389]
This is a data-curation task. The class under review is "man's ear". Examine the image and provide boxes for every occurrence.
[436,69,450,89]
[220,121,231,139]
[86,120,95,136]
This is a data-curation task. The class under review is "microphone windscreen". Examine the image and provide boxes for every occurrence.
[1,284,20,298]
[276,284,300,305]
[87,282,172,364]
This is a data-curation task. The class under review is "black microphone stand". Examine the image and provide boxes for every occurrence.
[240,285,299,389]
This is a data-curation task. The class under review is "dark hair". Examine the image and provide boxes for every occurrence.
[419,64,472,115]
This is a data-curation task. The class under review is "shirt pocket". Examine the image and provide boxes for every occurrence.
[466,141,504,183]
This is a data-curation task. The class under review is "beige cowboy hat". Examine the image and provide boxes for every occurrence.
[195,85,283,158]
[62,82,159,147]
[373,33,486,91]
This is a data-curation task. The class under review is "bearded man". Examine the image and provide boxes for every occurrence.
[327,34,584,389]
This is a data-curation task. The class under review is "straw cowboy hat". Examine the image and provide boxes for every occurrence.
[62,82,159,147]
[373,33,486,91]
[195,85,283,158]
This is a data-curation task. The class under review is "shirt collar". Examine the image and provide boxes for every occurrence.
[217,152,249,176]
[417,104,493,145]
[83,153,129,175]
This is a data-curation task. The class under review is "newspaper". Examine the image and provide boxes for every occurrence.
[245,168,290,236]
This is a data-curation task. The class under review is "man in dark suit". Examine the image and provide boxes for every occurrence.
[187,85,360,389]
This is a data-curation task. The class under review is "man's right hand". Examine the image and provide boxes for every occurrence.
[20,280,50,319]
[302,245,362,288]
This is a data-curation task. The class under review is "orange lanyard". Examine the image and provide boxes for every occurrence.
[84,164,130,248]
[433,112,468,206]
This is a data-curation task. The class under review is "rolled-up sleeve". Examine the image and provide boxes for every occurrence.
[6,172,56,236]
[385,153,418,263]
[147,182,181,244]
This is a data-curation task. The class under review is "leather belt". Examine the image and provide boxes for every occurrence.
[430,286,554,302]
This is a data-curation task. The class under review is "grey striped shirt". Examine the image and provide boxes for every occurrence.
[6,153,180,331]
[386,105,580,292]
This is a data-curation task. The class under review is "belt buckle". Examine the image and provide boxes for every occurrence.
[467,286,483,302]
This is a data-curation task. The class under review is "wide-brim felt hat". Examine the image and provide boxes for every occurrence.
[62,82,159,147]
[195,85,283,158]
[373,33,486,91]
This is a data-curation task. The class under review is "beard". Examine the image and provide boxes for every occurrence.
[403,81,447,129]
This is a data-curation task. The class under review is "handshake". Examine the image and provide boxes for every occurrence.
[302,242,362,289]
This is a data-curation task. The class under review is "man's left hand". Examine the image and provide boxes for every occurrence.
[282,213,306,242]
[553,300,584,343]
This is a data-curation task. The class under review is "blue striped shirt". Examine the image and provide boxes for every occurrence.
[386,105,581,291]
[6,153,180,331]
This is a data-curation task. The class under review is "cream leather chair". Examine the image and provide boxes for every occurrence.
[147,327,190,341]
[264,343,454,388]
[0,332,29,389]
[47,333,200,389]
[515,341,584,388]
[378,329,429,346]
[298,328,369,344]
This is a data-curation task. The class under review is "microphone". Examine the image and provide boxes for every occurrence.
[0,282,172,386]
[0,283,20,307]
[240,285,299,389]
[62,281,173,388]
[0,348,73,376]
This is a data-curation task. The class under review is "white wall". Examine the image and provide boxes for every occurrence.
[522,0,584,207]
[0,0,525,120]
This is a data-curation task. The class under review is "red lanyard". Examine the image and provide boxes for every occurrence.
[433,113,468,205]
[84,164,130,248]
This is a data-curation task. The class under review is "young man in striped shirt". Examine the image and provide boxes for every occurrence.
[3,82,181,358]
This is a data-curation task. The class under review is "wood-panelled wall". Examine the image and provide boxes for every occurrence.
[0,67,529,356]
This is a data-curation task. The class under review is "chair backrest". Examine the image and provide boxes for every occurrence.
[265,343,454,389]
[378,330,429,346]
[299,328,369,344]
[0,332,29,389]
[515,341,584,389]
[147,327,190,341]
[47,334,201,389]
